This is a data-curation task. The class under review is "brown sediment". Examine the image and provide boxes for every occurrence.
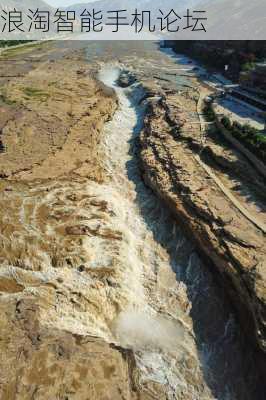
[0,41,265,399]
[0,53,117,182]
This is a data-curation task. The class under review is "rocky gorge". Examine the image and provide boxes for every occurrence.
[0,41,265,399]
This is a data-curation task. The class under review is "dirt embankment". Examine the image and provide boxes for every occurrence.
[139,86,266,367]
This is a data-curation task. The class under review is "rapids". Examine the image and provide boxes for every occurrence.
[96,64,261,400]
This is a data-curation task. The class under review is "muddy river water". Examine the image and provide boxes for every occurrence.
[95,53,262,399]
[0,40,264,399]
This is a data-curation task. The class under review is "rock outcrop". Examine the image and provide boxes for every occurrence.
[139,90,266,370]
[0,40,265,399]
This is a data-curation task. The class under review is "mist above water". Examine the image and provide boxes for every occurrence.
[98,66,121,87]
[115,310,185,352]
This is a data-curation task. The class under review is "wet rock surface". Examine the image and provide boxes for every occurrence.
[0,41,265,399]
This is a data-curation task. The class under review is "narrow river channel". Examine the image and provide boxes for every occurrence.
[96,64,262,400]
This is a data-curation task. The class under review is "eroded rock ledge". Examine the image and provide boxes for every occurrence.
[139,91,266,364]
